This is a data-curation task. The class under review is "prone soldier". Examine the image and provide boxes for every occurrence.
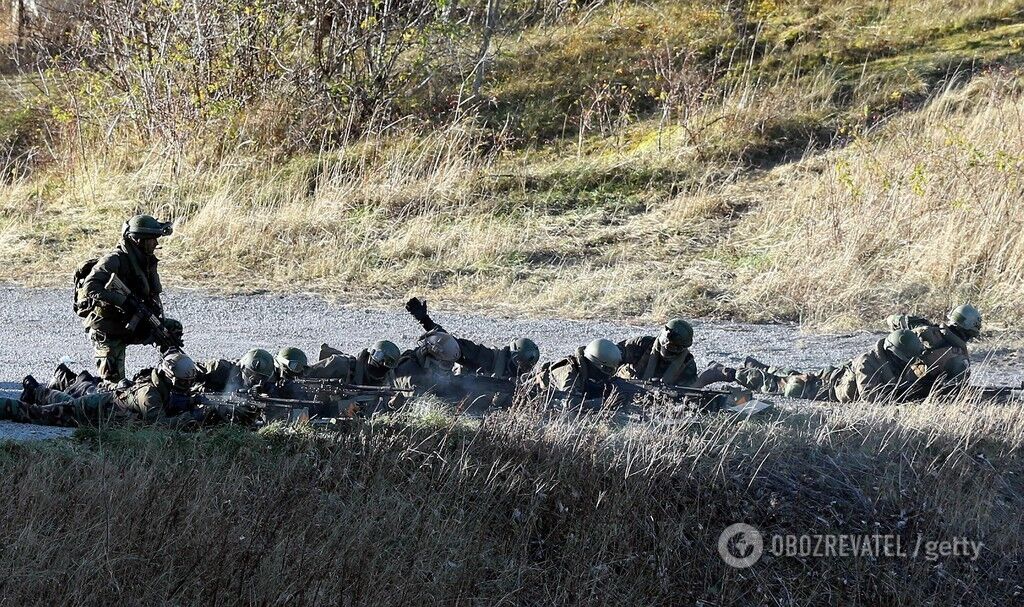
[616,318,699,387]
[713,330,927,403]
[884,304,981,398]
[1,352,203,427]
[526,338,623,408]
[405,297,541,379]
[198,348,277,393]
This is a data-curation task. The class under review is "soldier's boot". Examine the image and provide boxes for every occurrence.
[743,356,771,372]
[696,362,737,387]
[50,364,77,391]
[0,397,30,422]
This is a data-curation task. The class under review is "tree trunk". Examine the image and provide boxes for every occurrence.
[472,0,498,98]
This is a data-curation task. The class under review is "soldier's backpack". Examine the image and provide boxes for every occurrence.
[73,257,99,318]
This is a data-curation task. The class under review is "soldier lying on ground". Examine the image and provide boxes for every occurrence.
[526,338,623,408]
[0,352,209,428]
[615,318,701,387]
[704,329,928,403]
[405,297,541,379]
[882,304,981,398]
[269,343,406,416]
[283,341,402,386]
[198,348,277,393]
[75,214,183,382]
[392,330,464,398]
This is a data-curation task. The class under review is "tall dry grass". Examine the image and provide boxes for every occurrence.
[729,73,1024,326]
[0,397,1020,606]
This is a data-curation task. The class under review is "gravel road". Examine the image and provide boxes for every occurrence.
[1,285,1020,440]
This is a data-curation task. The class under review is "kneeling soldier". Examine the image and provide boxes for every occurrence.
[76,214,183,382]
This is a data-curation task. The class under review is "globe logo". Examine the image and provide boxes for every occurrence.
[717,523,764,568]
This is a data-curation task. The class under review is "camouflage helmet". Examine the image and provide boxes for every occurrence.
[123,214,173,239]
[657,318,694,355]
[509,338,540,372]
[583,338,622,376]
[369,340,402,369]
[239,348,276,383]
[947,304,982,338]
[883,329,925,363]
[158,351,197,390]
[782,375,808,399]
[421,331,461,363]
[276,347,308,377]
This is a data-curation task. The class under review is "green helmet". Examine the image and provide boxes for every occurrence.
[158,351,197,390]
[123,214,173,239]
[884,329,924,363]
[509,338,540,373]
[369,340,401,369]
[782,375,808,399]
[276,347,308,377]
[239,348,276,385]
[947,304,982,338]
[421,331,461,363]
[657,318,694,355]
[583,338,622,376]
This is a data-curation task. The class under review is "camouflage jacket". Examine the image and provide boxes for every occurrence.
[885,314,971,395]
[453,338,516,379]
[393,348,458,397]
[615,336,698,386]
[80,239,164,335]
[834,339,926,403]
[528,348,610,406]
[305,345,395,386]
[197,359,246,393]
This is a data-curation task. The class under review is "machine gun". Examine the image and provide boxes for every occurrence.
[105,274,184,349]
[195,390,318,426]
[611,378,774,418]
[975,381,1024,402]
[283,378,413,418]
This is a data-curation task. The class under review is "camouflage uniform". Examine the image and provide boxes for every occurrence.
[197,359,249,393]
[1,368,194,427]
[392,348,459,398]
[736,339,925,403]
[452,339,518,379]
[527,348,614,407]
[885,314,971,398]
[79,238,180,381]
[306,345,397,386]
[616,336,698,387]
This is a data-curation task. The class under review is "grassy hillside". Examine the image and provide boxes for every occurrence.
[1,399,1021,605]
[2,0,1024,326]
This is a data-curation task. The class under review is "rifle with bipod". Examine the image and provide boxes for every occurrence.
[281,378,413,418]
[611,378,774,419]
[195,390,319,426]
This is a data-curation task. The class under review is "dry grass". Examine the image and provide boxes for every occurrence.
[729,73,1024,327]
[2,1,1024,327]
[0,396,1020,606]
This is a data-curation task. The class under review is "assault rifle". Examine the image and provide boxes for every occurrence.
[195,390,317,426]
[283,378,413,418]
[105,274,184,349]
[611,378,774,418]
[975,382,1024,402]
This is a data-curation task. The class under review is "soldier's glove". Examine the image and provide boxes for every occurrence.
[405,297,437,331]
